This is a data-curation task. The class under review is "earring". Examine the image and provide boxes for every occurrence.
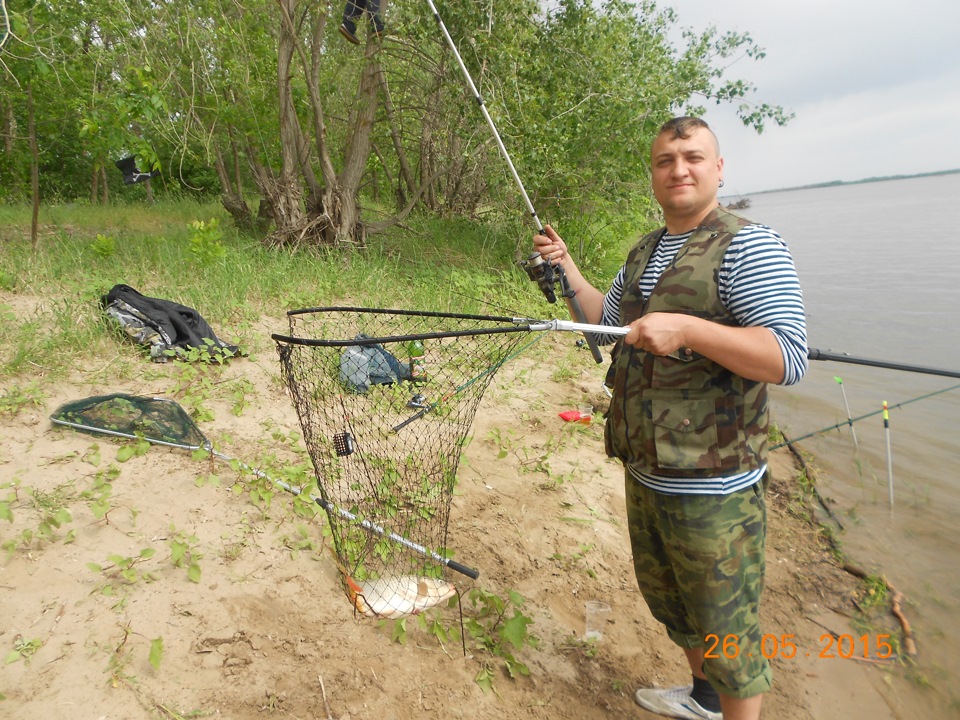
[719,180,725,188]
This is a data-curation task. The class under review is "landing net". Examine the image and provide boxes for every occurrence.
[272,307,531,618]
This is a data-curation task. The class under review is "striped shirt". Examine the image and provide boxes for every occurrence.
[599,224,808,495]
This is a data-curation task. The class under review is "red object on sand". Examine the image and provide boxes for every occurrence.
[559,410,581,422]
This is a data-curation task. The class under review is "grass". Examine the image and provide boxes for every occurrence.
[1,198,636,383]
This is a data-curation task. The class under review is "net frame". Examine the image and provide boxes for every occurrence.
[50,393,210,451]
[273,307,537,615]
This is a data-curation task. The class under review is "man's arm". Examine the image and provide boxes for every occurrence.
[624,315,786,384]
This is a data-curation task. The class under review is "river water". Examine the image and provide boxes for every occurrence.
[739,173,960,718]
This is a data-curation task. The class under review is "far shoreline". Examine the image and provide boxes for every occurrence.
[724,167,960,199]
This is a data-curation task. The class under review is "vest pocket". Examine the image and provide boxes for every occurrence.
[650,396,723,471]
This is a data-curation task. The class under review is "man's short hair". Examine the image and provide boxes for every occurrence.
[656,116,720,153]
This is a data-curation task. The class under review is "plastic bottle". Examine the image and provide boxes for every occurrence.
[405,339,425,379]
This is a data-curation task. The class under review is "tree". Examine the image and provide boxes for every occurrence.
[1,0,791,253]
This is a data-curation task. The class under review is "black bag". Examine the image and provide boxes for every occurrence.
[101,284,240,362]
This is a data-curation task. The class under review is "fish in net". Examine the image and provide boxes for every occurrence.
[272,307,535,618]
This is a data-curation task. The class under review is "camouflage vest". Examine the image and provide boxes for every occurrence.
[603,206,769,477]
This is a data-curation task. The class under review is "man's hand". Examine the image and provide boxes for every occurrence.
[624,313,691,356]
[626,312,786,383]
[532,225,568,266]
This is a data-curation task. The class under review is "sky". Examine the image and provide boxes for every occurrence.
[662,0,960,194]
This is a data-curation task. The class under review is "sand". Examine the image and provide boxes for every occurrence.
[0,317,904,719]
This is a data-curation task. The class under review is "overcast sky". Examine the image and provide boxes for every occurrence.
[663,0,960,195]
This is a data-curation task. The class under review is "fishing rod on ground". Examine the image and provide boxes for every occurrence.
[423,0,604,364]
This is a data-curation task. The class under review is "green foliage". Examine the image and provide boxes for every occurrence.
[382,586,536,693]
[464,588,537,691]
[168,525,203,583]
[80,466,120,522]
[0,382,45,416]
[8,484,75,549]
[5,637,42,665]
[116,438,152,463]
[90,233,117,259]
[188,218,228,266]
[148,637,164,670]
[0,480,17,524]
[280,523,323,559]
[88,547,159,603]
[1,0,785,250]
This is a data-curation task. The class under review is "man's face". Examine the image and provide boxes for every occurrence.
[650,128,724,229]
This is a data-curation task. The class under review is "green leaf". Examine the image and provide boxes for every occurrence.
[116,446,135,463]
[187,563,201,583]
[0,502,12,522]
[390,618,407,644]
[83,445,101,466]
[475,665,494,693]
[500,611,533,650]
[149,637,164,669]
[87,562,103,573]
[139,547,156,559]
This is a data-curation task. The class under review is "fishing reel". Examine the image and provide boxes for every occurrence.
[520,251,570,304]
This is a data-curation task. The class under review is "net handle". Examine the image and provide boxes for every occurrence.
[272,316,629,348]
[49,395,480,581]
[240,458,480,579]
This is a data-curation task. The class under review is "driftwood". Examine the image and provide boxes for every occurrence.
[842,562,918,657]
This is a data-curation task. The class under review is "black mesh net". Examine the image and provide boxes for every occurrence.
[50,393,209,450]
[273,307,533,618]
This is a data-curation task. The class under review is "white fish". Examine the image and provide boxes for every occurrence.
[346,575,457,619]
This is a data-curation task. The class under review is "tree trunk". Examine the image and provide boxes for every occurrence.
[2,100,14,155]
[27,82,39,247]
[270,0,307,244]
[215,146,255,230]
[91,163,99,205]
[378,68,415,204]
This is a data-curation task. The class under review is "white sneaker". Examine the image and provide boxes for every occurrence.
[634,685,722,720]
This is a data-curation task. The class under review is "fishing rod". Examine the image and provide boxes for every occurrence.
[770,381,960,449]
[808,348,960,380]
[424,0,604,364]
[495,329,960,381]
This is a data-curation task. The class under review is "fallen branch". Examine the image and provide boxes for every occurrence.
[890,590,918,656]
[842,563,917,657]
[318,674,334,720]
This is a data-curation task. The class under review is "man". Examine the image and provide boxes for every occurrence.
[339,0,384,45]
[532,117,807,720]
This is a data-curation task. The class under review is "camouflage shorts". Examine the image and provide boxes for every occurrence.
[625,473,772,698]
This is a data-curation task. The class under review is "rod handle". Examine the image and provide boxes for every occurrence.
[559,269,603,364]
[446,559,480,580]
